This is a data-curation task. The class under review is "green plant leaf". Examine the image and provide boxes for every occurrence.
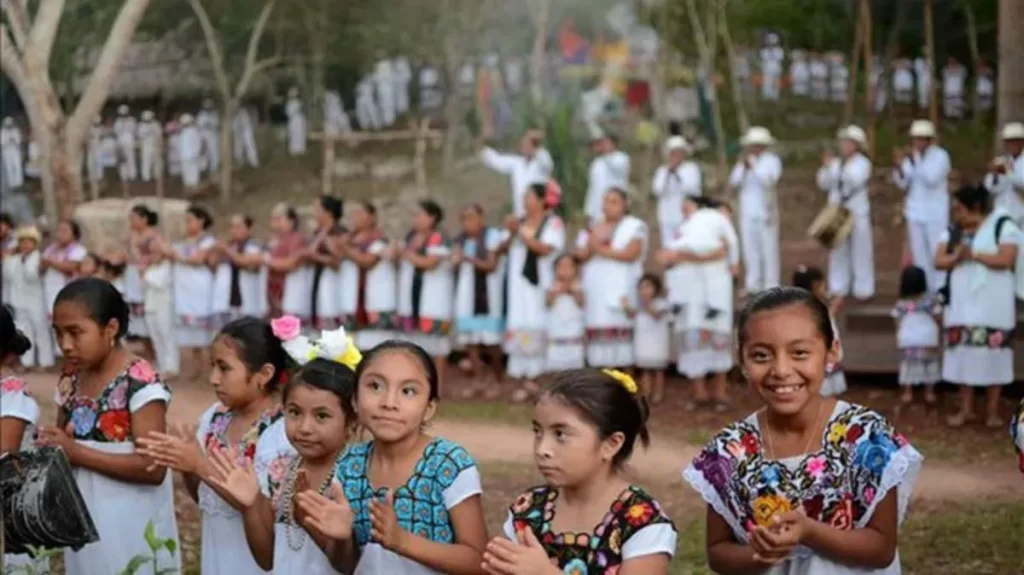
[155,568,179,575]
[143,520,158,552]
[118,554,151,575]
[164,537,178,555]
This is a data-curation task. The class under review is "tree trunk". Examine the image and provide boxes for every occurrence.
[718,4,749,133]
[883,0,911,124]
[528,0,550,105]
[219,101,236,201]
[861,0,875,158]
[997,0,1024,149]
[924,0,939,126]
[960,1,982,125]
[705,5,727,185]
[843,4,865,125]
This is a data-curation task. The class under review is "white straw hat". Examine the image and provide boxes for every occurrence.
[838,125,867,148]
[664,136,692,154]
[141,110,154,121]
[1000,122,1024,140]
[740,126,775,146]
[117,104,130,115]
[908,119,936,138]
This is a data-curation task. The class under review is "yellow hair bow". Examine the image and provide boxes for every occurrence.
[602,369,638,395]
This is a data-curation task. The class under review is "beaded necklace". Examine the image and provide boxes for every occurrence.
[281,455,339,551]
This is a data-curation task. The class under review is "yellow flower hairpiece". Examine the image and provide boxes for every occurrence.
[335,338,363,371]
[602,369,638,395]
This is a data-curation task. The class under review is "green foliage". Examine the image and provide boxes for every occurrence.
[117,520,178,575]
[3,545,62,575]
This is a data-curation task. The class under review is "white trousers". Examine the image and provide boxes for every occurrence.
[906,218,947,293]
[2,149,23,188]
[828,211,875,299]
[377,87,396,126]
[394,83,409,114]
[181,159,201,187]
[761,74,780,101]
[356,98,381,131]
[14,304,54,368]
[201,131,219,173]
[118,142,137,181]
[87,148,104,183]
[740,216,780,292]
[287,121,307,156]
[146,303,179,376]
[232,129,259,167]
[140,144,162,182]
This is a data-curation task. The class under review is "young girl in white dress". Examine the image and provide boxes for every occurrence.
[484,369,677,574]
[341,201,396,350]
[301,341,488,574]
[545,254,585,373]
[396,200,454,386]
[41,219,88,318]
[793,265,847,397]
[168,205,217,377]
[624,273,670,404]
[684,287,923,575]
[8,226,54,369]
[140,317,295,575]
[574,189,647,369]
[891,266,942,406]
[453,204,506,397]
[0,306,46,573]
[212,214,268,322]
[506,185,566,401]
[204,320,363,574]
[38,278,180,574]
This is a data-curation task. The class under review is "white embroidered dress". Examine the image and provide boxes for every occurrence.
[172,234,217,347]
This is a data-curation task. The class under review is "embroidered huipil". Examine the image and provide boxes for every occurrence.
[683,402,923,574]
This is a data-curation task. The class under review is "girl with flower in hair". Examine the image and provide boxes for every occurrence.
[483,368,677,574]
[37,278,180,574]
[139,316,294,574]
[683,288,923,574]
[200,315,363,574]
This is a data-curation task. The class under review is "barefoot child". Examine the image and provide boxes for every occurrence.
[684,287,923,574]
[545,254,585,373]
[891,266,942,405]
[483,368,677,573]
[624,273,671,404]
[138,316,294,574]
[38,278,180,574]
[321,340,488,574]
[204,321,363,574]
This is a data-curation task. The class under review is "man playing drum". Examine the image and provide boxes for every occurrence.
[815,125,875,303]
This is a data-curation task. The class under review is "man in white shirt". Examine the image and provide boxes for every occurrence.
[828,52,849,103]
[1,117,24,189]
[942,58,966,119]
[286,87,307,156]
[976,61,994,112]
[584,133,631,223]
[178,113,203,191]
[760,33,784,102]
[651,136,702,246]
[809,52,829,101]
[892,119,951,292]
[893,58,914,104]
[113,105,138,182]
[356,76,382,131]
[392,56,412,116]
[197,99,220,174]
[137,110,163,182]
[87,116,106,186]
[374,55,396,127]
[231,107,259,168]
[816,125,875,301]
[913,54,931,110]
[479,129,554,218]
[984,122,1024,226]
[789,50,810,97]
[729,126,783,292]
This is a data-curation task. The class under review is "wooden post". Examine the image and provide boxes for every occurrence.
[843,3,865,125]
[924,0,939,126]
[861,0,875,158]
[961,1,982,126]
[413,118,429,195]
[718,3,750,133]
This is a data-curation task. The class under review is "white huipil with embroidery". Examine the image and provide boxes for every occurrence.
[479,146,554,218]
[892,144,951,292]
[506,218,565,379]
[651,160,702,246]
[143,258,179,376]
[816,153,875,299]
[172,234,217,348]
[730,151,783,291]
[576,216,647,368]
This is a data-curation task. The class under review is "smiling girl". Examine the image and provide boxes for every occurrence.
[38,277,179,574]
[138,317,293,574]
[683,287,923,574]
[312,340,488,574]
[482,368,677,575]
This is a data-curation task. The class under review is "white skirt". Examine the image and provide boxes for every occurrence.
[586,341,634,369]
[199,483,269,574]
[64,441,180,575]
[177,324,212,348]
[942,346,1014,387]
[409,333,451,358]
[507,328,546,380]
[675,329,733,379]
[273,522,335,575]
[546,338,585,374]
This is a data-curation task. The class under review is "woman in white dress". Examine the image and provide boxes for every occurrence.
[41,219,88,317]
[574,188,647,368]
[126,205,160,343]
[166,206,217,377]
[211,214,268,322]
[306,196,346,331]
[505,184,566,401]
[341,201,396,350]
[396,200,454,385]
[937,185,1021,428]
[658,196,739,412]
[265,204,310,324]
[453,204,506,397]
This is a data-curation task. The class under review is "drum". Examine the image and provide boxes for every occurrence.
[808,202,855,249]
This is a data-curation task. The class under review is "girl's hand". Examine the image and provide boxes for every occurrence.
[482,528,558,575]
[295,480,353,541]
[35,423,77,457]
[137,426,203,474]
[749,511,805,564]
[204,445,260,508]
[369,490,408,552]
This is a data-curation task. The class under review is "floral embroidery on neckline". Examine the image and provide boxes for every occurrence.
[204,403,283,463]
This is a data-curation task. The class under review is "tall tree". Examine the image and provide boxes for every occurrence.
[1,0,152,221]
[997,0,1024,140]
[186,0,279,201]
